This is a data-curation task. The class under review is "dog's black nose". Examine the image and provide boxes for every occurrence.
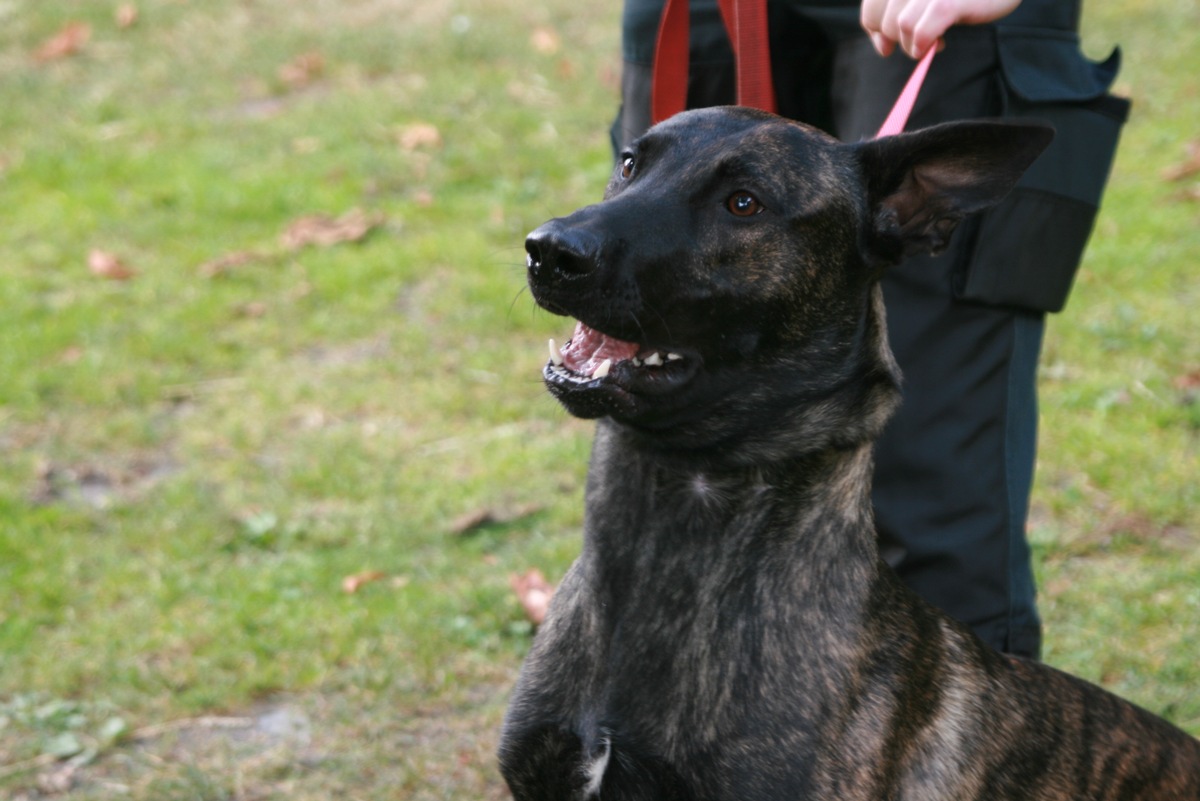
[526,222,600,281]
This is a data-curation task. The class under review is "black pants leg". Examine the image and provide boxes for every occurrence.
[830,29,1044,659]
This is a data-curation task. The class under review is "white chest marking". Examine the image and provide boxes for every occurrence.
[583,737,611,798]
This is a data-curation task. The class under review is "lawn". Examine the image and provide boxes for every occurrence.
[0,0,1196,798]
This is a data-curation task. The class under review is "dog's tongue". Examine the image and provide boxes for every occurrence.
[561,321,639,377]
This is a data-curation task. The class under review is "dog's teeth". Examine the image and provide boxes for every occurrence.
[644,352,663,367]
[667,352,683,361]
[549,338,564,366]
[593,359,612,379]
[632,356,643,367]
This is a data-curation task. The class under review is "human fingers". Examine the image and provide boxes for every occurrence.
[860,0,901,56]
[898,0,958,58]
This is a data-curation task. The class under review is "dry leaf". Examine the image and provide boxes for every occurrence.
[278,51,325,89]
[116,4,139,29]
[1162,141,1200,182]
[450,502,543,535]
[280,208,382,250]
[1172,370,1200,391]
[1171,185,1200,203]
[58,345,84,364]
[342,570,387,594]
[399,123,442,152]
[451,508,499,534]
[198,249,268,278]
[510,568,555,626]
[88,249,136,280]
[34,21,91,62]
[531,27,561,55]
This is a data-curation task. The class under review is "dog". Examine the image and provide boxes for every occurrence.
[499,106,1200,800]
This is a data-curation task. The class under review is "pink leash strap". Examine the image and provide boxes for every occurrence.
[875,47,937,138]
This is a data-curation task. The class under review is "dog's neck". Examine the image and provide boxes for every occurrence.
[583,420,881,614]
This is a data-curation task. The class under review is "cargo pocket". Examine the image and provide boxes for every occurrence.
[954,31,1130,313]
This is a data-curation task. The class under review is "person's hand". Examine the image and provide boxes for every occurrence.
[860,0,1021,59]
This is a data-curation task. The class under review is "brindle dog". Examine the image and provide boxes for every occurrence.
[500,107,1200,800]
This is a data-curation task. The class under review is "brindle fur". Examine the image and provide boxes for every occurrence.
[500,107,1200,800]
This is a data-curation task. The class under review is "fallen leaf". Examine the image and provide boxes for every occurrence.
[238,300,268,318]
[280,208,382,250]
[88,249,136,280]
[510,568,555,626]
[450,508,498,534]
[1162,140,1200,182]
[34,21,91,62]
[398,123,442,152]
[278,51,325,89]
[1174,370,1200,390]
[450,502,543,535]
[58,345,84,364]
[1170,185,1200,203]
[531,27,561,55]
[116,4,139,29]
[342,570,387,594]
[198,249,268,278]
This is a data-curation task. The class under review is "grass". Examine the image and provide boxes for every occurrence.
[0,0,1197,797]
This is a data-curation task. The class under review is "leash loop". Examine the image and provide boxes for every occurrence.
[650,0,936,136]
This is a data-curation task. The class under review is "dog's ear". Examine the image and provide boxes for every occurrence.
[853,120,1054,264]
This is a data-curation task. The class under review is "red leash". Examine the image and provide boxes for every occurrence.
[650,0,934,137]
[651,0,777,123]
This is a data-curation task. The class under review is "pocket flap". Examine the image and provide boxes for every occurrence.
[996,31,1121,104]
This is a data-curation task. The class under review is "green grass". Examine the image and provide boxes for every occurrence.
[1,0,1197,797]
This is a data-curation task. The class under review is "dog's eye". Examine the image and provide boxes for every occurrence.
[726,191,763,217]
[620,156,635,180]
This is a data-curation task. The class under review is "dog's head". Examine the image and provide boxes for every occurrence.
[526,107,1051,462]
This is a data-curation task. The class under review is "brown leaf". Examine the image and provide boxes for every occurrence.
[450,508,498,534]
[449,502,543,535]
[116,4,139,29]
[238,300,268,318]
[1163,141,1200,182]
[280,208,382,250]
[278,51,325,90]
[530,27,561,55]
[510,568,555,626]
[1170,185,1200,203]
[1172,369,1200,391]
[342,570,387,594]
[88,249,136,280]
[398,123,442,152]
[58,345,85,364]
[198,249,268,278]
[34,21,91,62]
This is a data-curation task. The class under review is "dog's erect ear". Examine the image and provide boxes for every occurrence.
[853,120,1054,264]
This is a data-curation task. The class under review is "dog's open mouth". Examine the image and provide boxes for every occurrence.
[545,321,697,398]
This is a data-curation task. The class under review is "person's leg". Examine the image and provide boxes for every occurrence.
[830,27,1043,657]
[870,249,1045,658]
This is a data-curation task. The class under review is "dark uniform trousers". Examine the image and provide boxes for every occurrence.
[612,0,1128,658]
